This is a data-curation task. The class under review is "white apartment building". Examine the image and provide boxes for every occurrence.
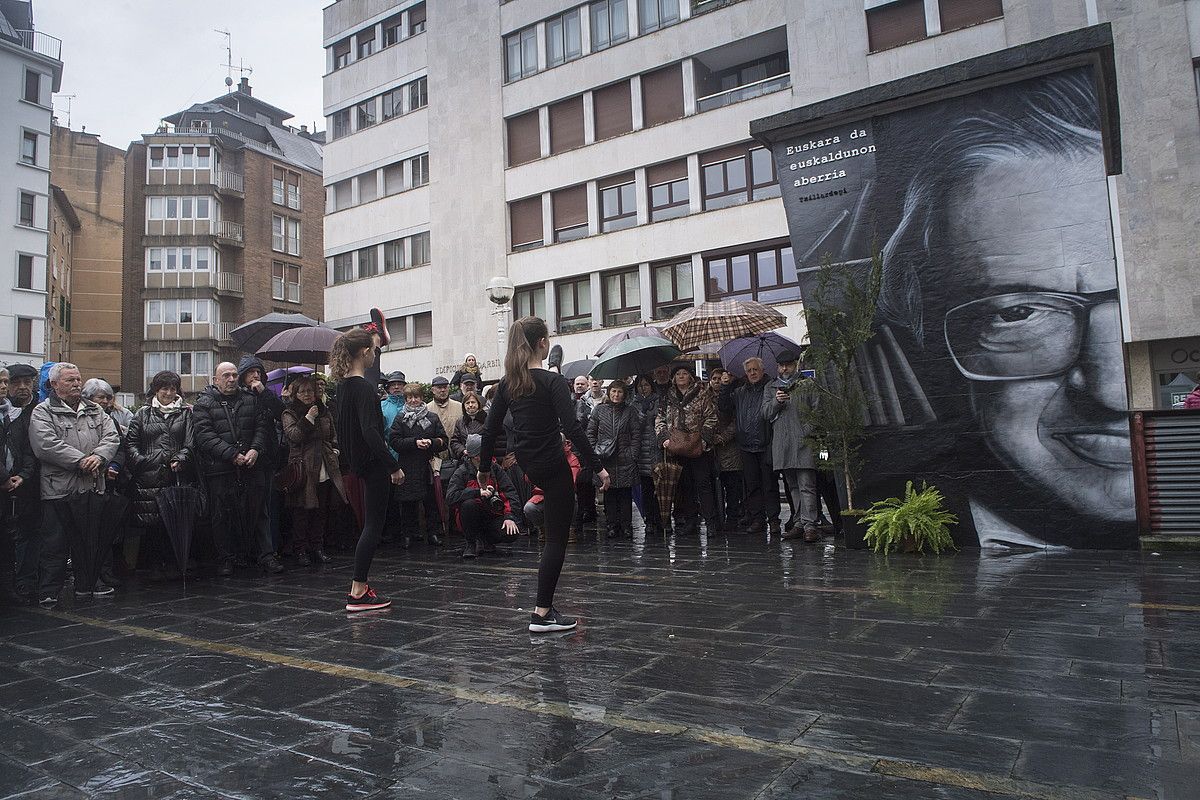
[322,0,1200,398]
[0,1,61,367]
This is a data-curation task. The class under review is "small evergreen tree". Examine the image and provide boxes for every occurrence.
[802,250,882,510]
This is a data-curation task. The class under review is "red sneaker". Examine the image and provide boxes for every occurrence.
[346,586,392,613]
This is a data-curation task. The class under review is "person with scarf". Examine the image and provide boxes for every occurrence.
[388,384,448,547]
[451,353,484,389]
[655,364,720,535]
[586,380,641,539]
[281,374,346,565]
[125,371,196,579]
[450,393,487,461]
[765,350,821,543]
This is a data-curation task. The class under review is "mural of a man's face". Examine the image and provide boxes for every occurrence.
[941,155,1133,521]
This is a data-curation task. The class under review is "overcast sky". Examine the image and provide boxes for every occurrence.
[35,0,328,148]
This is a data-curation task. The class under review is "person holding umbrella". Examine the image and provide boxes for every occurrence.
[332,328,405,612]
[28,363,122,600]
[124,370,196,579]
[656,364,720,535]
[281,374,345,565]
[586,380,641,539]
[483,316,608,633]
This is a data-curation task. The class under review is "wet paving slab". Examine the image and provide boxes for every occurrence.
[0,533,1197,799]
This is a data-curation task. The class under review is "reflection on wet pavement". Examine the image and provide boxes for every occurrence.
[0,535,1197,799]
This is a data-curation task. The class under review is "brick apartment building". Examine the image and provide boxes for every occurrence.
[120,79,324,397]
[45,184,77,362]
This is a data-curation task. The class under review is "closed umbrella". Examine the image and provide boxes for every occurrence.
[594,326,667,357]
[662,299,787,352]
[720,333,804,378]
[56,483,130,595]
[561,359,596,381]
[590,337,681,381]
[156,477,205,587]
[652,456,682,527]
[257,326,340,364]
[230,313,318,354]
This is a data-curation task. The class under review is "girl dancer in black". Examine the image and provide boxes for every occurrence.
[481,317,608,632]
[331,328,406,612]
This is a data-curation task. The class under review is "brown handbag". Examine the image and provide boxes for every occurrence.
[274,458,305,493]
[665,428,703,459]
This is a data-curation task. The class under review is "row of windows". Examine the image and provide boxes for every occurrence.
[866,0,1004,53]
[378,310,433,349]
[513,242,796,334]
[148,145,214,170]
[330,2,426,71]
[506,29,790,167]
[147,196,214,221]
[328,231,431,285]
[146,246,216,272]
[271,215,302,256]
[505,0,680,84]
[146,299,217,325]
[329,76,427,141]
[509,143,778,250]
[326,153,429,213]
[145,351,213,379]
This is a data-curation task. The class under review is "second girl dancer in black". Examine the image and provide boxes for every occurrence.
[480,316,608,632]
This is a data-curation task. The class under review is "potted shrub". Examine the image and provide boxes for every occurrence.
[861,481,958,555]
[800,251,882,548]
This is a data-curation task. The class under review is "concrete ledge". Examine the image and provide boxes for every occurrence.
[1139,536,1200,552]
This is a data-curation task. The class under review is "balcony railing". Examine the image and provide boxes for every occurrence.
[214,220,244,246]
[17,31,62,61]
[215,170,244,195]
[216,322,234,343]
[216,272,244,295]
[696,73,791,113]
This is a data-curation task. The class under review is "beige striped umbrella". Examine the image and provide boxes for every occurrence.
[662,299,787,352]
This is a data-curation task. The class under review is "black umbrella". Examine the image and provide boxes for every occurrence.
[230,313,318,354]
[156,477,205,586]
[561,359,596,381]
[257,326,340,364]
[56,483,130,595]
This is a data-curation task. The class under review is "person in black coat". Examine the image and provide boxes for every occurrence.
[191,361,280,575]
[4,364,42,602]
[447,434,519,559]
[387,384,448,547]
[586,381,642,539]
[125,371,196,578]
[449,394,487,461]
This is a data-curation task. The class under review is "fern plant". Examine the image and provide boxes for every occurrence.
[861,481,958,555]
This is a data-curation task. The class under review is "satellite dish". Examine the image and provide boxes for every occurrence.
[225,76,234,87]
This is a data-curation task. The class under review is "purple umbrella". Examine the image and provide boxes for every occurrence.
[719,333,804,378]
[257,326,340,364]
[594,326,667,357]
[267,366,314,398]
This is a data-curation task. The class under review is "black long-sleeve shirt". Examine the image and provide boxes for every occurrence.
[335,375,399,475]
[482,369,599,472]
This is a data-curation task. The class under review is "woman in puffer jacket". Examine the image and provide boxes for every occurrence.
[124,370,195,578]
[632,375,662,535]
[655,364,720,534]
[587,380,641,539]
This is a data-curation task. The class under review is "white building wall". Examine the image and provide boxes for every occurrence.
[0,36,59,366]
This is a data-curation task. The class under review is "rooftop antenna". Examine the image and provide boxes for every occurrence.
[214,29,252,91]
[55,94,77,128]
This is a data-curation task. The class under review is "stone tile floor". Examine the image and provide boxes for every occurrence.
[0,530,1197,799]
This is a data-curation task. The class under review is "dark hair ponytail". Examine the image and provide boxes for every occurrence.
[504,316,548,399]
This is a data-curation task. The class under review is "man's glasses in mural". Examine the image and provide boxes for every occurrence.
[944,289,1120,381]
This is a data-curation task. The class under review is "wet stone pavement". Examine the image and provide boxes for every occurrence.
[0,529,1198,799]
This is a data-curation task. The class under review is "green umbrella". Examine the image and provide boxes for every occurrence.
[590,336,681,381]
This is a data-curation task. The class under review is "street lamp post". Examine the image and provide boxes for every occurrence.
[485,276,515,372]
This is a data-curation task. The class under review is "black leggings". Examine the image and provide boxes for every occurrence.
[352,466,391,583]
[525,458,576,608]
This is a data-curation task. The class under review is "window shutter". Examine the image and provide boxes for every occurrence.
[939,0,1003,33]
[506,110,541,167]
[700,143,750,165]
[647,158,688,185]
[597,171,635,190]
[641,64,685,127]
[593,81,633,141]
[509,196,544,248]
[552,185,588,229]
[866,0,928,53]
[549,96,585,154]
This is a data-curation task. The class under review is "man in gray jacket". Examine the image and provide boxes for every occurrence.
[29,363,121,600]
[719,357,780,533]
[763,350,821,543]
